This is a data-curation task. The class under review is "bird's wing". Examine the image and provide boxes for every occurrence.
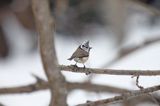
[68,47,89,60]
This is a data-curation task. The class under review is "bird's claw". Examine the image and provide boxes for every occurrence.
[71,63,78,67]
[85,71,91,75]
[71,64,78,71]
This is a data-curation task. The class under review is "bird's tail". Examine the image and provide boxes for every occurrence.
[67,57,72,61]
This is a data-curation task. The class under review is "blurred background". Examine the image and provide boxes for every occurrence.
[0,0,160,106]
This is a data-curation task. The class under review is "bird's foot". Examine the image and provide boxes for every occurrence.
[71,64,78,67]
[85,71,91,75]
[83,64,86,69]
[82,65,91,75]
[83,65,86,69]
[71,63,78,67]
[71,64,78,71]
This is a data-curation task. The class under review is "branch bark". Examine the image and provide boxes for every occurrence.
[67,82,129,93]
[0,81,129,95]
[0,81,49,94]
[0,82,159,106]
[77,85,160,106]
[31,0,67,106]
[59,65,160,76]
[0,65,160,96]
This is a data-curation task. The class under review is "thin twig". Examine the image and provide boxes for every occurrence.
[77,85,160,106]
[59,65,160,76]
[136,75,144,90]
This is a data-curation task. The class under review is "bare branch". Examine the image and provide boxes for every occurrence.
[59,65,160,76]
[1,81,158,106]
[31,0,67,105]
[31,73,45,83]
[67,82,130,93]
[77,85,160,106]
[0,81,49,95]
[1,64,159,96]
[0,81,129,95]
[135,75,144,90]
[103,37,160,67]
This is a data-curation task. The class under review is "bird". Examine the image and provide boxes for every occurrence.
[68,41,92,68]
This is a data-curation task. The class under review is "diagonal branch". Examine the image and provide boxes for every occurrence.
[77,85,160,106]
[103,37,160,67]
[67,82,130,93]
[59,65,160,76]
[31,0,67,105]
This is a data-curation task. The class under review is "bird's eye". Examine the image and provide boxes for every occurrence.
[82,45,85,47]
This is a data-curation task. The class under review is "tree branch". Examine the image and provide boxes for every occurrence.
[31,0,67,106]
[0,65,159,95]
[103,37,160,67]
[0,81,129,95]
[135,75,144,90]
[59,65,160,76]
[1,81,159,105]
[67,82,130,93]
[77,85,160,106]
[0,81,49,95]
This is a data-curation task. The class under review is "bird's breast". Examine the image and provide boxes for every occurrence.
[74,57,89,63]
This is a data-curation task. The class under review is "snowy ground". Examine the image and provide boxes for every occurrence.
[0,14,160,106]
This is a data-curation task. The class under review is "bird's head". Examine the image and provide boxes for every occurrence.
[80,41,92,52]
